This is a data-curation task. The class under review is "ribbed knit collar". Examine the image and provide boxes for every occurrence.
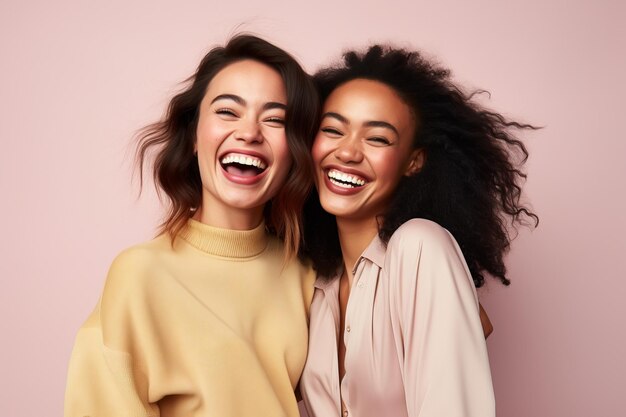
[179,219,268,258]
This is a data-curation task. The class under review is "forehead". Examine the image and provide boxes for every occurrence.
[205,59,287,102]
[323,79,414,130]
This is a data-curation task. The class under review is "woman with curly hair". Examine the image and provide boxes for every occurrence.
[299,45,538,417]
[64,35,319,417]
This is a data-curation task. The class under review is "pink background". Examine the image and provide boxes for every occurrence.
[1,1,624,416]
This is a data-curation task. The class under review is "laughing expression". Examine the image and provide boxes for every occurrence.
[195,59,291,220]
[312,78,420,222]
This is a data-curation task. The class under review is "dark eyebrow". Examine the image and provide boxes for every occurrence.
[262,102,287,111]
[321,112,349,124]
[323,112,399,136]
[211,94,245,105]
[211,94,286,111]
[364,120,399,136]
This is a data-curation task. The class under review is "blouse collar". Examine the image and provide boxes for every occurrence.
[314,234,387,290]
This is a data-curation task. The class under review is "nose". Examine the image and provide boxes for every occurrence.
[334,136,363,164]
[235,118,263,144]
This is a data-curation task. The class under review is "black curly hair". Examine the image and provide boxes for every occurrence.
[302,45,538,287]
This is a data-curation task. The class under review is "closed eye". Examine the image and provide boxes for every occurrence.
[367,136,391,146]
[321,127,343,137]
[215,108,238,117]
[263,116,285,126]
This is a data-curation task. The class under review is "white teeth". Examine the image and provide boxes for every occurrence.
[330,178,355,188]
[221,153,267,170]
[328,169,366,186]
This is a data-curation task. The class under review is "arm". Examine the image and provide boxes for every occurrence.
[64,250,159,417]
[386,219,495,417]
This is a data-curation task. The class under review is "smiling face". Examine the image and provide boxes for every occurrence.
[312,78,423,222]
[195,59,291,226]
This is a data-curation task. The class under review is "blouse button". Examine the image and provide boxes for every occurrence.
[343,411,349,417]
[346,326,351,333]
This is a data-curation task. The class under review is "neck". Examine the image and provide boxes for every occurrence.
[336,216,379,287]
[195,202,264,231]
[179,218,268,258]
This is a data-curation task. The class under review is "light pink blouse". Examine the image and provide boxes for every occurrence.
[300,219,495,417]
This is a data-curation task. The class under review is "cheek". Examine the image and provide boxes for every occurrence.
[196,121,230,174]
[269,131,292,172]
[197,124,212,142]
[311,133,329,167]
[275,131,290,157]
[372,151,407,182]
[197,116,229,146]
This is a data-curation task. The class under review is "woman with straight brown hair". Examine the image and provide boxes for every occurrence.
[64,34,319,417]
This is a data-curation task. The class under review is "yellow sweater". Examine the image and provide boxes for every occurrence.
[65,219,315,417]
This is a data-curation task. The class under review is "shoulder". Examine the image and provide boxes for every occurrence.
[97,237,173,328]
[264,237,317,313]
[103,235,171,297]
[264,235,315,282]
[286,258,317,315]
[108,238,165,277]
[384,219,466,288]
[384,219,475,307]
[265,234,286,257]
[387,218,457,257]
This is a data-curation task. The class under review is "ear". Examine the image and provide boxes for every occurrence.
[404,148,426,176]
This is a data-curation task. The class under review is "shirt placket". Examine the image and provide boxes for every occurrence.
[340,258,367,417]
[319,279,343,414]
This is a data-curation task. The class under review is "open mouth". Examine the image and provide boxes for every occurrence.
[220,152,268,178]
[327,169,367,189]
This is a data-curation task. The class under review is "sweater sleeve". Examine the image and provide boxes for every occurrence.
[386,219,495,417]
[64,250,160,417]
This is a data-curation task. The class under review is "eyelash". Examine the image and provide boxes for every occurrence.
[321,127,391,146]
[215,108,237,117]
[368,136,391,145]
[321,127,343,136]
[215,109,284,126]
[265,117,285,125]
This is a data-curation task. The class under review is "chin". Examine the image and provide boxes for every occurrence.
[319,200,357,218]
[228,199,266,211]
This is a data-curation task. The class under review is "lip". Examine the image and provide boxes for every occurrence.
[320,164,370,196]
[218,148,270,186]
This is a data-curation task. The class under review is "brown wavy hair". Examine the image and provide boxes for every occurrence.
[136,35,319,258]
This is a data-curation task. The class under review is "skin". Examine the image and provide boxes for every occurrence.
[312,78,491,382]
[313,79,424,280]
[194,59,291,230]
[313,79,424,379]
